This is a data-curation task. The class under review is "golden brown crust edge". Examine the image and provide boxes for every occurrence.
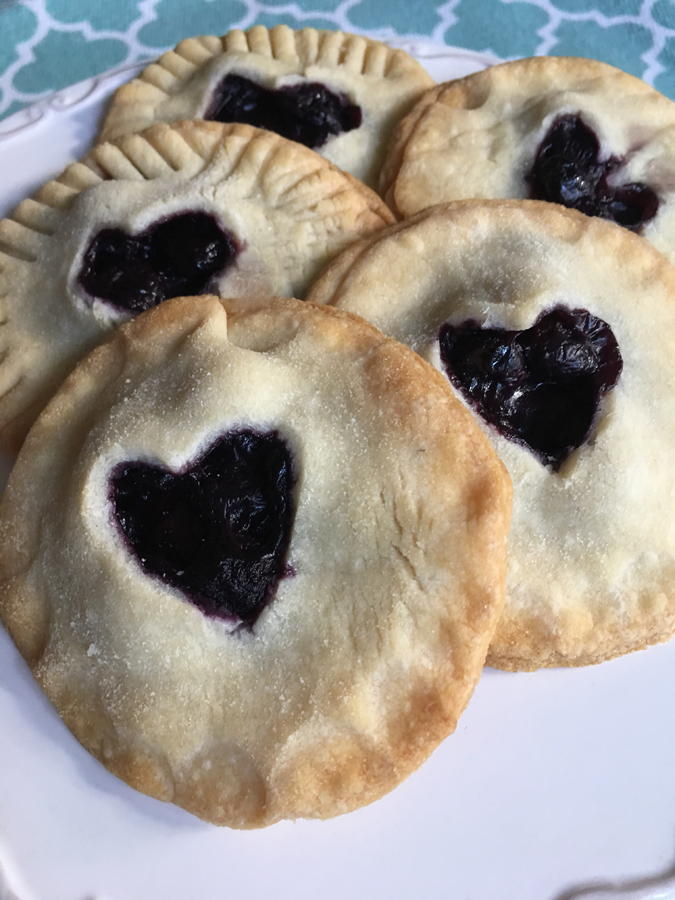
[379,82,446,214]
[488,573,675,671]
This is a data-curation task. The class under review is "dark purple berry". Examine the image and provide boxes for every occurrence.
[110,430,296,627]
[79,212,237,314]
[606,183,659,229]
[205,73,362,149]
[438,307,622,470]
[527,114,659,231]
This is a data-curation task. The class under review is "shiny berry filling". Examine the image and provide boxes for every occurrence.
[79,212,237,314]
[110,430,296,627]
[439,306,622,470]
[205,73,362,149]
[527,114,659,231]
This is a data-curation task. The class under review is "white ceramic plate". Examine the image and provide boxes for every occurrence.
[2,42,675,900]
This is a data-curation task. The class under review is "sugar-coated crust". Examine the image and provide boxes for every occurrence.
[0,120,393,453]
[99,25,435,189]
[0,294,511,826]
[381,57,675,260]
[307,199,675,670]
[379,81,445,215]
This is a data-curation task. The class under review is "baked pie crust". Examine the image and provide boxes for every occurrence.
[100,25,435,189]
[308,200,675,670]
[381,57,675,262]
[0,119,393,452]
[0,294,511,827]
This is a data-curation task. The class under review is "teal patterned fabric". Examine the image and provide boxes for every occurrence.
[2,0,675,120]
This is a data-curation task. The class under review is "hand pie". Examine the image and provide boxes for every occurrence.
[0,119,393,451]
[0,294,511,827]
[100,25,435,189]
[381,57,675,263]
[308,200,675,670]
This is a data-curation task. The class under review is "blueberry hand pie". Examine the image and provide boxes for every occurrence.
[307,200,675,670]
[100,25,435,189]
[0,119,393,451]
[381,58,675,263]
[0,294,511,827]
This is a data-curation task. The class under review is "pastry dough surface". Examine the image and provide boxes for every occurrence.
[381,57,675,263]
[0,120,393,451]
[307,200,675,669]
[0,295,511,826]
[101,25,435,189]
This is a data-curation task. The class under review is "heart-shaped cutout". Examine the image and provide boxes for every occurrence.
[79,211,237,314]
[205,74,362,149]
[527,115,658,230]
[110,429,296,626]
[439,306,623,470]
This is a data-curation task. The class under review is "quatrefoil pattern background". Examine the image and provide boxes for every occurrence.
[1,0,675,121]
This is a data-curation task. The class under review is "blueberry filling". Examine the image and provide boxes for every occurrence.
[438,306,622,470]
[79,212,237,314]
[527,114,659,230]
[205,73,362,149]
[110,429,296,626]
